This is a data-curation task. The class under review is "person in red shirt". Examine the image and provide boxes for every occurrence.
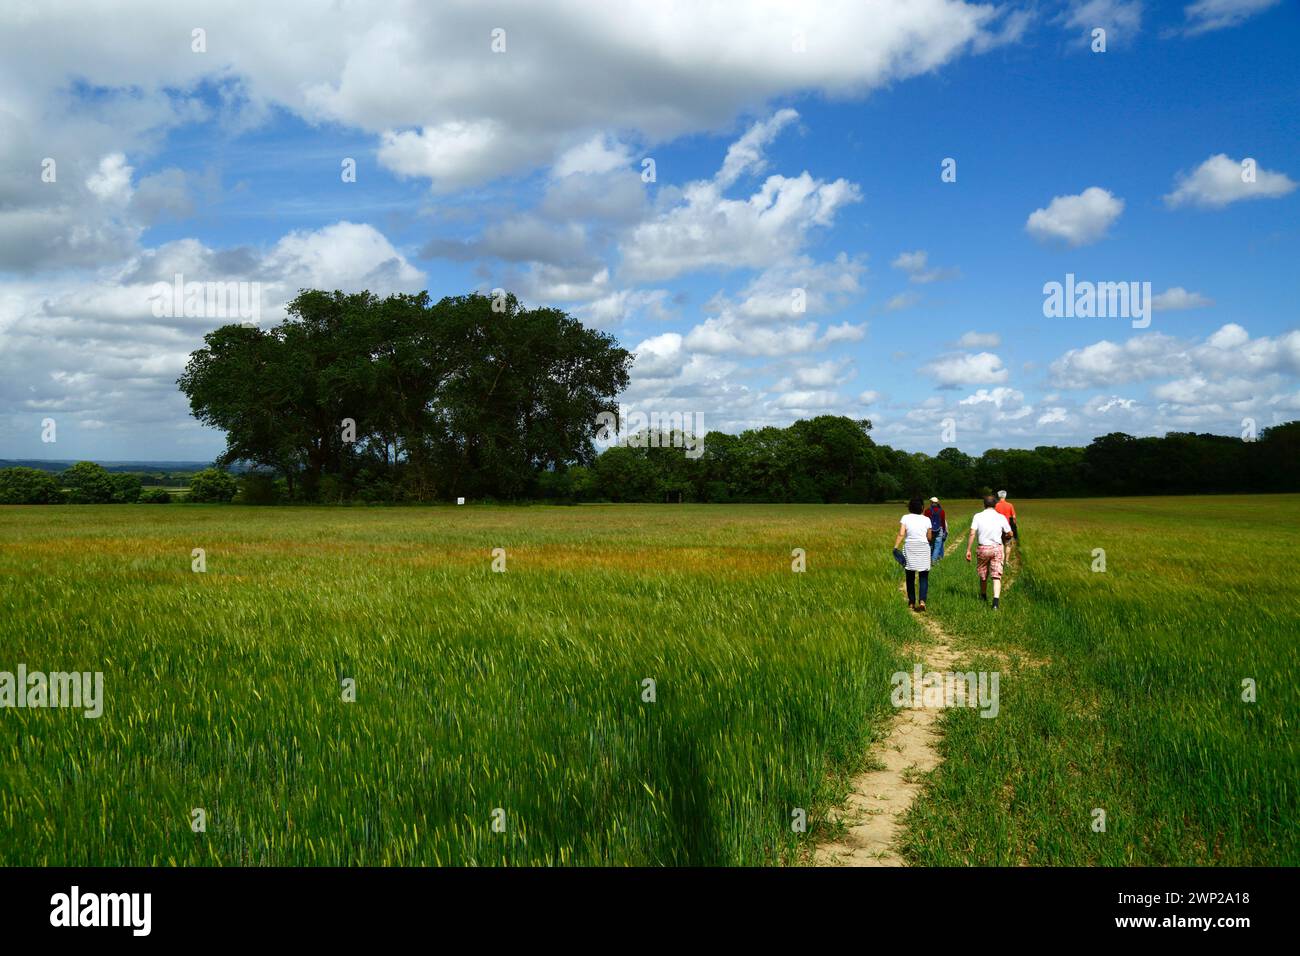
[995,490,1018,548]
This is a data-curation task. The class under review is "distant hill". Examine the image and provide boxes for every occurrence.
[0,460,216,474]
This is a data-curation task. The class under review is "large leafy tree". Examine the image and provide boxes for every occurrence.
[0,467,60,504]
[177,290,631,501]
[62,461,116,503]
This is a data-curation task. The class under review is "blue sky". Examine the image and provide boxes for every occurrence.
[1,0,1296,461]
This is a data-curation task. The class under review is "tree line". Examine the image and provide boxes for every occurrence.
[560,419,1300,503]
[3,289,1296,504]
[0,462,237,504]
[7,420,1294,506]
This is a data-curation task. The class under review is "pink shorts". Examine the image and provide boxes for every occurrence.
[976,544,1004,581]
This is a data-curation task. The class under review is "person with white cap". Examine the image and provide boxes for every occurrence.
[923,496,948,561]
[995,490,1018,550]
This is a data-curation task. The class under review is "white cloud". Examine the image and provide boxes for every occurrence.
[1180,0,1281,35]
[772,389,843,410]
[1152,375,1261,404]
[717,109,799,188]
[921,351,1009,387]
[1193,323,1300,376]
[540,168,648,223]
[714,254,866,322]
[1025,187,1124,247]
[956,331,1001,348]
[891,248,956,284]
[1049,333,1186,388]
[0,1,1020,192]
[1152,287,1213,311]
[553,134,634,179]
[1062,1,1142,44]
[1089,396,1138,414]
[379,121,547,193]
[620,111,862,281]
[264,222,424,291]
[821,322,867,344]
[1164,153,1297,209]
[1050,324,1300,390]
[891,250,928,272]
[573,288,671,328]
[0,221,425,457]
[629,332,686,377]
[511,264,611,302]
[960,386,1024,408]
[685,315,820,357]
[85,154,134,203]
[773,359,854,390]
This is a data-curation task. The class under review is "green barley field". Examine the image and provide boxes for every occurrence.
[0,497,1295,865]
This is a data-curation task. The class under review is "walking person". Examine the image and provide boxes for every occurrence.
[924,496,948,561]
[893,496,934,612]
[965,495,1013,610]
[996,490,1019,550]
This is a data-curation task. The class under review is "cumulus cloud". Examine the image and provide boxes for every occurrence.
[0,1,1022,193]
[0,150,151,273]
[959,387,1025,409]
[773,358,854,391]
[379,121,548,193]
[921,351,1009,387]
[1025,187,1124,246]
[0,221,424,457]
[263,222,424,291]
[709,254,866,322]
[1152,287,1212,311]
[1050,324,1300,390]
[573,288,672,328]
[552,134,634,179]
[1164,154,1297,209]
[620,111,862,281]
[683,313,855,358]
[1049,333,1186,388]
[85,154,134,203]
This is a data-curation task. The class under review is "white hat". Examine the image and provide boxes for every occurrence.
[997,490,1007,498]
[929,497,939,502]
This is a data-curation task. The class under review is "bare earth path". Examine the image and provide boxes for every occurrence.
[813,548,1027,867]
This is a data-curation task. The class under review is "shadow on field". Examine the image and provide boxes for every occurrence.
[659,735,724,866]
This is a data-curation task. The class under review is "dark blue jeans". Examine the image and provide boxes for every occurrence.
[906,569,929,605]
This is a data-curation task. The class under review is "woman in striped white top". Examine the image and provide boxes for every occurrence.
[892,496,934,612]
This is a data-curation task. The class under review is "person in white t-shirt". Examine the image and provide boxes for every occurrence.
[892,496,934,612]
[965,495,1013,610]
